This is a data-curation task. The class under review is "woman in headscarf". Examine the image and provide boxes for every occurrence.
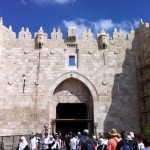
[17,136,29,150]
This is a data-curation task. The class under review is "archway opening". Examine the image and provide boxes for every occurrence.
[52,78,94,135]
[56,103,88,135]
[57,103,87,119]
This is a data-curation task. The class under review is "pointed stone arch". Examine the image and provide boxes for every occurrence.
[48,71,99,102]
[48,71,99,133]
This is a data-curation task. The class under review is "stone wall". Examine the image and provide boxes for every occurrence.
[0,17,141,136]
[134,19,150,131]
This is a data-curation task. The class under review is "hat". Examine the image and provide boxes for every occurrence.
[117,133,121,138]
[78,132,81,135]
[55,133,58,136]
[109,128,118,136]
[93,135,96,139]
[129,132,134,138]
[127,135,133,141]
[31,132,36,136]
[83,129,89,134]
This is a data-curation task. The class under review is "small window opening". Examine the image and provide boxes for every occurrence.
[69,56,76,66]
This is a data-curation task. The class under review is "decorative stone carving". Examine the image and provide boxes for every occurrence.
[88,49,93,54]
[50,49,55,54]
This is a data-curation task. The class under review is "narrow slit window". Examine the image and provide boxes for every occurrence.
[69,56,76,66]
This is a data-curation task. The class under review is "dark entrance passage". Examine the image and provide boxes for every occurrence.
[56,103,89,135]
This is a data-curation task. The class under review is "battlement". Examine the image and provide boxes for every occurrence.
[139,19,150,28]
[0,17,139,42]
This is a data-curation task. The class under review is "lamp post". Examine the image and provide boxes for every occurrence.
[50,120,56,134]
[116,74,120,94]
[94,123,98,138]
[43,123,49,134]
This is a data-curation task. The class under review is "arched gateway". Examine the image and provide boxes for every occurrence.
[49,72,99,135]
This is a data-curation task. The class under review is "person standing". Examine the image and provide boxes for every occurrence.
[143,138,150,150]
[137,135,145,150]
[129,132,138,150]
[30,133,37,150]
[78,129,94,150]
[17,136,30,150]
[97,138,107,150]
[116,131,132,150]
[54,133,62,150]
[107,129,120,150]
[69,133,78,150]
[42,132,50,150]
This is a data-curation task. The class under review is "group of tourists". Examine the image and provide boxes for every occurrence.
[17,128,150,150]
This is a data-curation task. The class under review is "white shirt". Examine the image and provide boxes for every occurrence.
[42,136,50,150]
[69,137,77,150]
[49,136,56,149]
[55,139,61,150]
[138,142,145,150]
[30,137,37,150]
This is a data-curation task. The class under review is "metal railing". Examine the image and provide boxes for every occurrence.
[0,134,30,150]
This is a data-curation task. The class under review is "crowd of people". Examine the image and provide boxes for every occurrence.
[17,128,150,150]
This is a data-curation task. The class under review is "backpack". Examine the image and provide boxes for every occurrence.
[84,137,94,150]
[121,140,133,150]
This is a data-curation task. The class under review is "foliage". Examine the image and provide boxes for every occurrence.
[144,128,150,136]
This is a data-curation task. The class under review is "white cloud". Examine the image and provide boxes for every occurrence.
[90,19,114,31]
[121,29,129,38]
[21,0,27,5]
[89,19,115,36]
[62,18,140,39]
[63,20,87,39]
[30,0,76,5]
[133,20,139,28]
[115,19,139,37]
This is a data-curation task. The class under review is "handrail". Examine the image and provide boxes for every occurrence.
[0,134,30,150]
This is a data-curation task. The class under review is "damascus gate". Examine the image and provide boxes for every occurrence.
[0,17,150,136]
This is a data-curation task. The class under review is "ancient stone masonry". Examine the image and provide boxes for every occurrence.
[0,16,149,136]
[135,19,150,132]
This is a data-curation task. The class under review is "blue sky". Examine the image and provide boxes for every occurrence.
[0,0,150,39]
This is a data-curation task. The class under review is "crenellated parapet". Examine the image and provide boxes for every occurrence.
[0,17,16,40]
[0,17,16,50]
[82,28,93,41]
[139,19,150,29]
[127,27,135,41]
[112,28,124,41]
[137,19,150,40]
[1,17,150,51]
[136,19,150,54]
[18,27,32,40]
[138,19,150,37]
[8,25,16,39]
[0,17,3,25]
[51,28,63,40]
